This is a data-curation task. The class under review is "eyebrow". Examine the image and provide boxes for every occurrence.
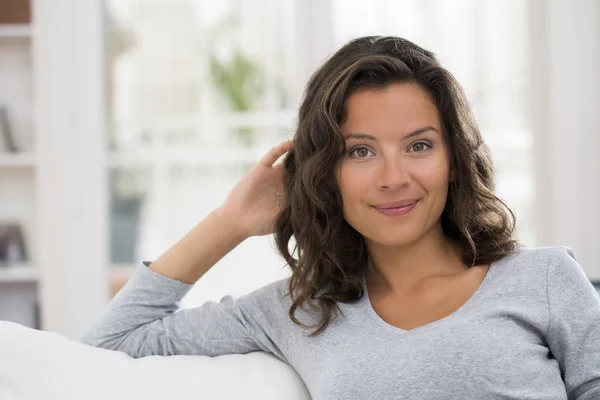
[343,126,439,142]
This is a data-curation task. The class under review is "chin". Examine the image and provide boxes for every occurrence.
[361,227,421,248]
[369,236,418,248]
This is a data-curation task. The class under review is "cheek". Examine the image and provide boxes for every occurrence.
[421,170,451,215]
[415,157,450,190]
[337,166,374,206]
[337,174,366,227]
[338,166,357,194]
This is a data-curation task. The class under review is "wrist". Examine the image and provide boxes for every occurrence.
[212,206,251,241]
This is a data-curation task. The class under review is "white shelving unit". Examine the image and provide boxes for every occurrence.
[0,4,38,328]
[0,24,32,38]
[0,1,109,339]
[0,265,39,283]
[0,152,37,168]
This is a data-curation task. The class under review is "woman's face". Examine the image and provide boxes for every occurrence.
[336,82,452,248]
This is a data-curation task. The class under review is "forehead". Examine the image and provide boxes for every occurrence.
[342,83,441,134]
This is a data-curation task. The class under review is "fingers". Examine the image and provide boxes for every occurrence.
[259,139,293,167]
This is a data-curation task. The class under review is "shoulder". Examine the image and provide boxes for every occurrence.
[497,245,590,290]
[235,276,293,314]
[496,245,577,270]
[490,245,581,286]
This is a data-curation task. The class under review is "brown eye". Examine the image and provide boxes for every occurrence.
[410,142,432,153]
[348,146,373,158]
[356,148,369,157]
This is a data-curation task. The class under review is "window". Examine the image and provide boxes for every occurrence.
[105,0,299,305]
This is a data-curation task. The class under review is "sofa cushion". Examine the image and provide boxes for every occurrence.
[0,321,311,400]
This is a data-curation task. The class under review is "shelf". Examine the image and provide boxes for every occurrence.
[0,152,37,168]
[0,265,38,283]
[0,24,33,38]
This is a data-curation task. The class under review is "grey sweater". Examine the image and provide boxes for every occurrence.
[81,246,600,399]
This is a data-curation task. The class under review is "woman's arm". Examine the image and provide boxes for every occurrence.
[81,140,294,360]
[148,207,247,284]
[80,257,292,361]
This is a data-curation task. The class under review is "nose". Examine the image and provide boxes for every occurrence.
[377,154,411,191]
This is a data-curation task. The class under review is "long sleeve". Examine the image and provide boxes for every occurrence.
[80,262,292,363]
[545,247,600,399]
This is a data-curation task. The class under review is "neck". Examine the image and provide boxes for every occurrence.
[365,222,466,296]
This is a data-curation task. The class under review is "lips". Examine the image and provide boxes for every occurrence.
[372,199,419,217]
[373,202,418,217]
[373,199,419,209]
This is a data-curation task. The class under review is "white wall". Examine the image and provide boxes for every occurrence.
[34,0,109,339]
[529,0,600,279]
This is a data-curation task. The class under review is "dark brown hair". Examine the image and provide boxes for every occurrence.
[274,36,519,337]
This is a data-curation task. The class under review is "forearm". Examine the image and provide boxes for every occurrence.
[149,207,248,284]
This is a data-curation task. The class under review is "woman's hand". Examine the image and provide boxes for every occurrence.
[218,139,293,238]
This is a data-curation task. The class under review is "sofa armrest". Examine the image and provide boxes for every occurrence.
[0,321,311,400]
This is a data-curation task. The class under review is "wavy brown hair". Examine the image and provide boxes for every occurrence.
[273,36,519,337]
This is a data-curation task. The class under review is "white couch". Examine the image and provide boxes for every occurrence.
[0,321,311,400]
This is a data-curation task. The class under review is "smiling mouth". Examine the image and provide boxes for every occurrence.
[372,200,419,217]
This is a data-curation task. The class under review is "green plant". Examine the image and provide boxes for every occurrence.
[209,47,265,145]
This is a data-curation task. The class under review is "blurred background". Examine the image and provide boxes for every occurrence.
[0,0,598,340]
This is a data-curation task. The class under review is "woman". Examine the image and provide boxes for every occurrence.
[82,36,600,399]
